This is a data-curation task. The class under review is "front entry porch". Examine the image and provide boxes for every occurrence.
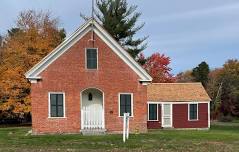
[80,88,105,134]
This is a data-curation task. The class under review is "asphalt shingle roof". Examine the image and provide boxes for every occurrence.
[147,83,211,102]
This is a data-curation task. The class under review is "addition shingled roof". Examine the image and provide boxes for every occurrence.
[147,83,211,102]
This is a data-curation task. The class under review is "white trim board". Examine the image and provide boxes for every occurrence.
[25,19,152,82]
[208,102,210,128]
[147,101,210,104]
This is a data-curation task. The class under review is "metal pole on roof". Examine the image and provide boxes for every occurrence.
[92,0,95,19]
[91,0,95,47]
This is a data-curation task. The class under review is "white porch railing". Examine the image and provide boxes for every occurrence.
[81,106,104,129]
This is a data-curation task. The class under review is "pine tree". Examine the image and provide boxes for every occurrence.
[192,61,210,86]
[95,0,147,58]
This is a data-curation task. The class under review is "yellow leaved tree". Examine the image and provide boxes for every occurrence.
[0,10,65,121]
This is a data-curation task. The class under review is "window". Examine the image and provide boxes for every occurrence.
[189,103,198,120]
[88,93,93,101]
[119,93,133,116]
[86,48,97,69]
[148,104,158,121]
[49,93,65,117]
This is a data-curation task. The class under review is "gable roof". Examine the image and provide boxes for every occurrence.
[147,83,211,102]
[25,18,152,82]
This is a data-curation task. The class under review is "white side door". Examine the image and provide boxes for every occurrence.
[162,104,172,127]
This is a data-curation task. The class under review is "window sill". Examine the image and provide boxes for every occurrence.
[147,120,159,122]
[188,119,198,121]
[86,69,98,71]
[48,117,67,119]
[118,115,134,118]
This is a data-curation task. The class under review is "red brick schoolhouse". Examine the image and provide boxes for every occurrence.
[25,19,211,134]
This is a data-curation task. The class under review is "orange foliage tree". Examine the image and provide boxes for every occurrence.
[140,53,175,83]
[0,10,65,120]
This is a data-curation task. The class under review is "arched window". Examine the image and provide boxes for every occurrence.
[88,93,93,101]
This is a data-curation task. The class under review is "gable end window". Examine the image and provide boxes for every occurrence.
[49,93,65,118]
[148,104,158,121]
[119,93,133,117]
[189,103,198,120]
[86,48,97,69]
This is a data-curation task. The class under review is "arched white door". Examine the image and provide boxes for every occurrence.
[81,88,104,129]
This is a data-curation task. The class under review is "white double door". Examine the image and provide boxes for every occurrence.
[162,104,172,127]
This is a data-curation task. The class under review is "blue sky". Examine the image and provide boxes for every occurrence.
[0,0,238,74]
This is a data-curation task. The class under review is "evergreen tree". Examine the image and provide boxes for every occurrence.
[95,0,147,58]
[192,61,210,86]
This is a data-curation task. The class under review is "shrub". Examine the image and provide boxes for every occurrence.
[218,115,233,122]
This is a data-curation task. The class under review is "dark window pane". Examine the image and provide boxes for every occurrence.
[50,94,57,106]
[189,104,198,120]
[120,106,124,116]
[120,95,126,106]
[87,49,97,69]
[149,104,157,120]
[120,94,132,116]
[57,94,63,106]
[51,105,57,117]
[125,106,131,115]
[57,106,64,117]
[125,95,131,106]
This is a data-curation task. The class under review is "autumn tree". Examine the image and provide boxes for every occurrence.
[143,53,175,83]
[206,68,223,119]
[220,59,239,116]
[95,0,147,58]
[0,10,65,120]
[176,70,195,82]
[192,61,210,86]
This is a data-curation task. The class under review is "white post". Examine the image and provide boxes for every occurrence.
[126,113,129,139]
[123,113,126,142]
[123,113,130,143]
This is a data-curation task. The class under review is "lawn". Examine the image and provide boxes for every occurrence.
[0,122,239,152]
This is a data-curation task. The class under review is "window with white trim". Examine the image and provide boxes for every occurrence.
[148,104,158,121]
[49,93,64,117]
[119,93,133,116]
[86,48,97,69]
[189,103,198,120]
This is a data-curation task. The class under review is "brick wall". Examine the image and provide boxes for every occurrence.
[31,31,148,134]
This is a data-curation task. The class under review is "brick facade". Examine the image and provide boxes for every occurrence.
[31,31,148,134]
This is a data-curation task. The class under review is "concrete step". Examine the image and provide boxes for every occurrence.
[80,129,107,136]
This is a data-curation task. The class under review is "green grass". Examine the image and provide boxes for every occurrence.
[0,122,239,152]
